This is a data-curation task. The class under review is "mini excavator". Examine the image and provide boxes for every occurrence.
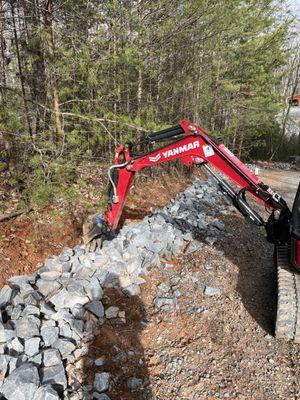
[82,120,300,342]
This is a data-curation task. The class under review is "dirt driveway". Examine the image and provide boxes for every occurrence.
[259,169,300,208]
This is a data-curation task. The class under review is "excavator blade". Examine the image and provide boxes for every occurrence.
[82,220,103,252]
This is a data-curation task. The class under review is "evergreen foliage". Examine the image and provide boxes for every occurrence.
[0,0,298,206]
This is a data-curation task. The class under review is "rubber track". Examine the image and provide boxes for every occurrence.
[276,245,300,342]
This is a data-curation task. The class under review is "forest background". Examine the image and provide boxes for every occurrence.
[0,0,299,211]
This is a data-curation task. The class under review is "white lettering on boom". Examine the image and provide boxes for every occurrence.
[162,141,199,158]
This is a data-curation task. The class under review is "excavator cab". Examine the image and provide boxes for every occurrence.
[287,94,300,108]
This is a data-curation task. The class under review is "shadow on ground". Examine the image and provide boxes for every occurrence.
[83,277,152,400]
[215,213,277,335]
[170,209,277,335]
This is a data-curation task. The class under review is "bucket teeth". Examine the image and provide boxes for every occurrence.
[82,221,104,252]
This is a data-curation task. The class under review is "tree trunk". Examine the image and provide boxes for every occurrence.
[22,0,47,135]
[210,58,221,132]
[137,66,142,117]
[10,0,33,137]
[43,0,62,138]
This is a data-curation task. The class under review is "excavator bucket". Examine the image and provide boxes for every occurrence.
[82,218,103,252]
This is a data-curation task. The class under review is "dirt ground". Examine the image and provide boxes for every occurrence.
[259,169,300,208]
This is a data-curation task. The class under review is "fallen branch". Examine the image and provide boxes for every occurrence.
[0,208,33,223]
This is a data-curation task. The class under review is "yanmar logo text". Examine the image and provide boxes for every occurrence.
[149,141,200,162]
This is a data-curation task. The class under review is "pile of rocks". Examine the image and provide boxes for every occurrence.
[0,177,231,399]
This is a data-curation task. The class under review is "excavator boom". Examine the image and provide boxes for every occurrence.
[83,120,300,341]
[84,120,293,250]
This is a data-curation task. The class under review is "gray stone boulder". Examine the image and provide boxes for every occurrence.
[41,363,67,391]
[94,372,110,393]
[0,363,40,400]
[0,285,13,308]
[33,384,59,400]
[15,315,40,339]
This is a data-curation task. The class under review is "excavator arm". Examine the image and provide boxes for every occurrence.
[84,120,296,264]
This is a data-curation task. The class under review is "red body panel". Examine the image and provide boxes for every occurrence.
[296,241,300,266]
[129,128,264,205]
[292,239,300,270]
[104,120,280,232]
[104,168,135,230]
[97,119,299,266]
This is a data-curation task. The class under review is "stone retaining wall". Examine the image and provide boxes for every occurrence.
[0,177,231,399]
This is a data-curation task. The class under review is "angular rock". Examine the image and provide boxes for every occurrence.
[41,363,67,391]
[93,393,111,400]
[11,304,23,320]
[36,279,61,297]
[76,261,96,278]
[10,337,24,353]
[50,287,89,310]
[0,363,40,400]
[0,285,13,307]
[22,291,42,306]
[157,283,169,293]
[71,304,85,319]
[40,271,61,281]
[33,385,59,400]
[51,309,73,324]
[29,353,42,365]
[62,247,74,257]
[43,349,62,367]
[94,357,105,366]
[105,306,119,319]
[44,257,60,270]
[40,302,55,317]
[8,356,18,373]
[0,323,16,343]
[84,277,103,301]
[122,284,141,297]
[22,305,40,317]
[185,240,204,254]
[73,344,89,360]
[94,372,110,393]
[94,254,109,268]
[212,219,225,230]
[127,377,143,390]
[94,270,109,286]
[86,301,105,318]
[15,316,40,339]
[59,322,73,339]
[204,286,220,296]
[205,236,216,246]
[154,297,174,310]
[53,338,76,358]
[118,276,132,288]
[126,259,141,275]
[9,274,36,286]
[74,245,85,256]
[0,355,11,382]
[59,255,70,264]
[25,337,40,357]
[41,325,59,347]
[61,262,71,273]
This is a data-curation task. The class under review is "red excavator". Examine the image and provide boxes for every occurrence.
[83,120,300,342]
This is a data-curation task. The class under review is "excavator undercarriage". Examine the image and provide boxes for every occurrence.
[83,120,300,342]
